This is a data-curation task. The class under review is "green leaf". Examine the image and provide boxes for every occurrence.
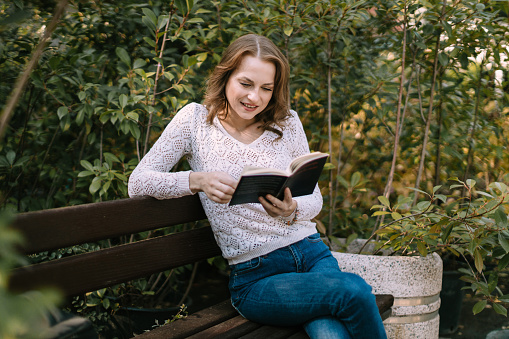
[499,233,509,253]
[142,15,157,32]
[80,160,94,172]
[498,253,509,270]
[498,294,509,303]
[442,222,456,243]
[163,72,175,81]
[113,172,128,181]
[76,109,85,126]
[57,106,68,120]
[90,177,102,194]
[60,115,71,132]
[102,297,111,310]
[129,123,141,140]
[493,303,507,316]
[391,212,402,220]
[174,0,187,14]
[0,155,9,167]
[476,3,485,10]
[441,20,452,37]
[96,288,106,298]
[143,37,156,48]
[378,196,390,208]
[78,170,94,177]
[126,112,139,122]
[372,211,391,216]
[466,179,476,189]
[416,201,431,212]
[494,207,508,227]
[351,172,361,187]
[13,156,29,167]
[476,191,494,198]
[472,300,487,315]
[116,47,131,68]
[158,16,169,30]
[6,150,15,166]
[142,8,157,26]
[133,58,147,69]
[489,182,507,193]
[438,52,449,66]
[119,94,128,110]
[187,18,204,23]
[104,152,120,165]
[432,185,442,194]
[195,8,212,14]
[435,194,447,204]
[407,187,429,196]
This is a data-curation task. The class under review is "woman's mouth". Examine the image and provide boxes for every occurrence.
[241,102,257,109]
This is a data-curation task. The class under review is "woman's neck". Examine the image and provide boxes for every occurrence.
[219,113,264,144]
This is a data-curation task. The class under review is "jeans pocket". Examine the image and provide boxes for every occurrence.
[305,233,322,243]
[231,257,262,275]
[229,257,263,297]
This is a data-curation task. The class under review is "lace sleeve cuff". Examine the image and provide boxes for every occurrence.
[179,170,194,196]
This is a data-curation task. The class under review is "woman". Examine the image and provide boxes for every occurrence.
[128,34,386,339]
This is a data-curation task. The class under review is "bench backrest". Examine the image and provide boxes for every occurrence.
[9,195,221,297]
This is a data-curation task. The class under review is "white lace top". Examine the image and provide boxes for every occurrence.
[128,103,323,264]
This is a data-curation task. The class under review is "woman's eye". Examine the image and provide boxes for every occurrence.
[240,83,250,87]
[262,87,273,92]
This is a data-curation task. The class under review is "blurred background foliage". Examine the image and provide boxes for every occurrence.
[0,0,508,335]
[1,0,508,236]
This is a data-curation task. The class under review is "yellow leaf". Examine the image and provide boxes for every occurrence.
[284,26,294,36]
[474,248,484,273]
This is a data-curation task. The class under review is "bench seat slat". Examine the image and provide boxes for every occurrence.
[286,333,309,339]
[187,316,261,339]
[376,294,394,320]
[137,295,394,339]
[238,325,302,339]
[9,227,221,297]
[13,195,206,254]
[136,300,239,339]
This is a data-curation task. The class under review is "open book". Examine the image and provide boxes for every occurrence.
[229,152,329,206]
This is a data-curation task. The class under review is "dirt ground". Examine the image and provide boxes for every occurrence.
[440,293,509,339]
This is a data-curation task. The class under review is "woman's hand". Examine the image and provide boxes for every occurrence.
[189,172,237,204]
[259,187,297,218]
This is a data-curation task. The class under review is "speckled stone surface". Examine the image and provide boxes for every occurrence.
[385,316,440,339]
[332,250,443,339]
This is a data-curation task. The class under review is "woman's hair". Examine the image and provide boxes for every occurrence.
[203,34,290,137]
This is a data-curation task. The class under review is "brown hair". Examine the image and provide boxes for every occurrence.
[203,34,290,137]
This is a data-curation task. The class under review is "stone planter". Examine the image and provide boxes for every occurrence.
[333,248,443,339]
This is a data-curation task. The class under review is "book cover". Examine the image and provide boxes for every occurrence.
[229,152,328,206]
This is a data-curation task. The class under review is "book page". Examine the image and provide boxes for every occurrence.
[288,152,328,173]
[241,165,288,177]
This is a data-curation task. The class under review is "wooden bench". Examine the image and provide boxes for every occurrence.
[9,195,393,338]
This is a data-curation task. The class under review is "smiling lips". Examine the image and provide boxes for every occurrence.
[241,102,257,109]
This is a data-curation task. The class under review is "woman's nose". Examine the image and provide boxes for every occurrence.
[248,89,259,102]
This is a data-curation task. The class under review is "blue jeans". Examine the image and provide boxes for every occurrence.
[228,233,387,339]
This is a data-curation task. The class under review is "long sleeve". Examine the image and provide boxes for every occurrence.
[285,111,323,221]
[128,104,196,200]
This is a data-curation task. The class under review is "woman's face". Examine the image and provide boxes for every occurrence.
[224,55,276,123]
